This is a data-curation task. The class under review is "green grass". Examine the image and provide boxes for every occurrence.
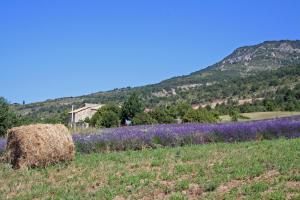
[1,139,300,199]
[220,111,300,122]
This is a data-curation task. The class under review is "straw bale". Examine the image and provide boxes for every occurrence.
[5,124,75,169]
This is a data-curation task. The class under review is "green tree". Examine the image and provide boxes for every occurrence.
[90,104,121,128]
[96,111,120,128]
[165,105,178,119]
[0,97,19,136]
[182,108,219,123]
[229,109,239,122]
[176,101,191,118]
[121,93,144,124]
[149,108,176,124]
[205,105,212,111]
[263,99,277,111]
[132,112,157,125]
[102,104,121,116]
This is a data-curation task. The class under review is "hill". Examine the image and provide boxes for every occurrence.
[12,40,300,120]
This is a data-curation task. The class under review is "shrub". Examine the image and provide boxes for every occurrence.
[229,109,239,122]
[149,108,176,124]
[165,105,178,119]
[96,111,120,128]
[182,109,219,123]
[176,101,191,118]
[132,112,157,125]
[90,104,121,128]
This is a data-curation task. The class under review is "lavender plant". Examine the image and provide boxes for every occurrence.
[0,139,6,154]
[73,115,300,153]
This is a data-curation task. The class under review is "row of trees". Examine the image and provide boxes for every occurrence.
[0,93,221,136]
[89,93,220,128]
[2,83,300,135]
[215,85,300,115]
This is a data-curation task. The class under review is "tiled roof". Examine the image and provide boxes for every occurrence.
[68,104,104,114]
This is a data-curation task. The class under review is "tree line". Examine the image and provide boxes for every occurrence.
[1,79,300,136]
[87,93,220,128]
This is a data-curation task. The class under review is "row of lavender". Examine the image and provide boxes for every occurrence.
[73,116,300,153]
[1,116,300,153]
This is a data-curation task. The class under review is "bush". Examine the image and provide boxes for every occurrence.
[182,109,219,123]
[229,109,239,122]
[132,112,157,125]
[90,104,121,128]
[165,105,178,119]
[176,102,191,118]
[149,108,176,124]
[96,111,120,128]
[263,99,277,111]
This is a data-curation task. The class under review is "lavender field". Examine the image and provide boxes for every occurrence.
[1,116,300,154]
[73,115,300,153]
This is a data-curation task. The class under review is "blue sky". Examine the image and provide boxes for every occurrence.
[1,0,299,103]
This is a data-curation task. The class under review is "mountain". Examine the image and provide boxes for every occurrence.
[207,40,300,72]
[11,40,300,120]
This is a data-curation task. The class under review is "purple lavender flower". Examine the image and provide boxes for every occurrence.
[73,115,300,153]
[1,115,300,154]
[0,138,6,153]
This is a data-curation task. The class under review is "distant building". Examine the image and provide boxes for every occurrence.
[69,103,104,126]
[144,108,153,113]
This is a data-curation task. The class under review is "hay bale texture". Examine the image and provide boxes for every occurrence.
[6,124,75,169]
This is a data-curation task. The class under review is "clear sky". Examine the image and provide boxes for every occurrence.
[1,0,299,103]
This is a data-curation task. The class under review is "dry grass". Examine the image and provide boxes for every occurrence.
[220,111,300,122]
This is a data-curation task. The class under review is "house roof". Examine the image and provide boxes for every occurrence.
[68,104,104,114]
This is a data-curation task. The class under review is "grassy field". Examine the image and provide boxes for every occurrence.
[220,111,300,122]
[0,138,299,200]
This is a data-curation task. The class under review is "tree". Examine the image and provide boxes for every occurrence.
[229,109,239,122]
[176,101,191,118]
[165,105,178,119]
[0,97,19,136]
[132,112,157,125]
[121,93,144,124]
[263,99,277,111]
[182,108,219,123]
[96,111,120,128]
[90,104,121,128]
[205,105,212,111]
[149,108,176,124]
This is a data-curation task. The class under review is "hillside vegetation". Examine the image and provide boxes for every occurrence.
[11,40,300,121]
[1,138,299,199]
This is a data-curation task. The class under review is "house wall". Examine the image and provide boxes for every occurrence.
[69,108,98,123]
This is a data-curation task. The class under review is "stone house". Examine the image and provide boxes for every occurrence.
[69,103,104,126]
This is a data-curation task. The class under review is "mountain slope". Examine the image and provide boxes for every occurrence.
[160,40,300,86]
[12,40,300,119]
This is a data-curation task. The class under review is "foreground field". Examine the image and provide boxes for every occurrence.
[220,111,300,122]
[1,138,299,200]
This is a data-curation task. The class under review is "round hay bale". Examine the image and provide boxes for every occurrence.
[5,124,75,169]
